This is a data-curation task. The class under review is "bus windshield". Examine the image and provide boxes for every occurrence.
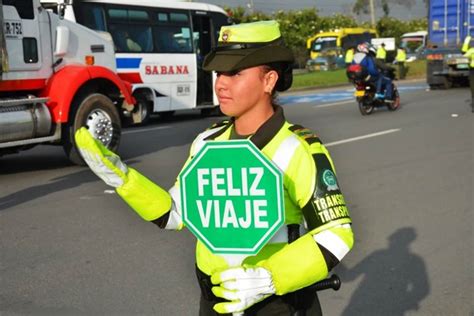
[312,37,337,52]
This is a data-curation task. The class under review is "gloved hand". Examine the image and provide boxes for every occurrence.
[75,127,128,188]
[211,266,276,314]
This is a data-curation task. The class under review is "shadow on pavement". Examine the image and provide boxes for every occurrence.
[338,227,430,316]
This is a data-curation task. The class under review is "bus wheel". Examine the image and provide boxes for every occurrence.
[63,93,121,165]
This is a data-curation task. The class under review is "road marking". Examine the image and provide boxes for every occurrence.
[315,99,353,108]
[325,128,401,147]
[123,125,171,135]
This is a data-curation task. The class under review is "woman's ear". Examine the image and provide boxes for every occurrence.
[264,70,279,94]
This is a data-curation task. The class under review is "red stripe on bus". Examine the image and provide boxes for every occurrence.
[119,72,143,84]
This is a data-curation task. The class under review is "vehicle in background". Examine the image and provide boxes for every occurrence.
[400,31,428,62]
[425,0,473,89]
[306,47,345,72]
[306,27,377,60]
[346,64,400,115]
[1,0,136,165]
[40,0,231,123]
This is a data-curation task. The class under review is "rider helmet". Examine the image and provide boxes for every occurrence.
[357,42,369,54]
[367,43,377,56]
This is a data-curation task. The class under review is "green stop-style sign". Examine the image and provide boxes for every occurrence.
[180,140,285,255]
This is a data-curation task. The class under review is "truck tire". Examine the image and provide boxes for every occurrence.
[63,93,121,165]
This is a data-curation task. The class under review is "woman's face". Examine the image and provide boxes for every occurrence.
[215,66,276,118]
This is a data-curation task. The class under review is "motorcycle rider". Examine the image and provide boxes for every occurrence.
[352,42,395,101]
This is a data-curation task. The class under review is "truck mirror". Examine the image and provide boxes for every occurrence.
[57,3,66,19]
[54,26,69,57]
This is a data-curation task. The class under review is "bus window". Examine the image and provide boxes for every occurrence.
[312,37,337,52]
[210,12,231,46]
[154,11,192,53]
[107,8,153,53]
[76,4,106,32]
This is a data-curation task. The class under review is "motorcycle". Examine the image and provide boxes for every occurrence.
[346,64,401,115]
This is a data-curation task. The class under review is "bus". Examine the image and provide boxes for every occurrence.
[306,28,377,60]
[41,0,231,123]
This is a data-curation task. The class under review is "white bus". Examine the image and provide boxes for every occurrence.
[42,0,231,123]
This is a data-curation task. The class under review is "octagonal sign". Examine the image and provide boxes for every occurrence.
[180,140,285,255]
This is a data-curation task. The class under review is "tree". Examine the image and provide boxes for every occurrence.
[353,0,421,17]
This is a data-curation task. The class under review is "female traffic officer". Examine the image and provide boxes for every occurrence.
[75,20,354,316]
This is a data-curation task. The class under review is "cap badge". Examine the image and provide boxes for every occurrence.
[222,30,230,42]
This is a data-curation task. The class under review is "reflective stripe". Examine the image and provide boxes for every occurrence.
[192,126,227,156]
[313,230,350,261]
[165,186,183,230]
[271,134,301,173]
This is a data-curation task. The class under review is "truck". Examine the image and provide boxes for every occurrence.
[0,0,137,165]
[425,0,473,89]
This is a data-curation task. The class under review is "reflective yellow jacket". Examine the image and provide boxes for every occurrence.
[117,106,354,295]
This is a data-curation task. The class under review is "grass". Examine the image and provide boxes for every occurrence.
[290,60,427,90]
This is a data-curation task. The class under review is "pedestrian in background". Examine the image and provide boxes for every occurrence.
[395,47,407,79]
[462,35,474,112]
[345,46,355,67]
[74,20,354,315]
[376,42,387,63]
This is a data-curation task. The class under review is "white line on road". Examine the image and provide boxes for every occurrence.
[325,128,401,147]
[123,125,171,135]
[314,99,353,108]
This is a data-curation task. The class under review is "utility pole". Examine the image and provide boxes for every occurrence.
[369,0,376,28]
[247,0,254,15]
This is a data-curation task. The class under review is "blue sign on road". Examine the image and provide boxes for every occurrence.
[278,84,428,106]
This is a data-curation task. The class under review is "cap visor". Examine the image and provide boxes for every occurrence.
[203,51,250,72]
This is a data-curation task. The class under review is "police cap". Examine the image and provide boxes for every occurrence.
[202,20,295,73]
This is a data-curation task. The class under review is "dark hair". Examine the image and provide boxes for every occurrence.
[262,62,293,93]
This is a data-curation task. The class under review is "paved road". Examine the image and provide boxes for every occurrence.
[1,83,472,315]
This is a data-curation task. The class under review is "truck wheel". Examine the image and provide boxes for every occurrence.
[63,93,121,165]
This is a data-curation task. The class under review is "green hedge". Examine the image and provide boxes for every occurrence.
[225,7,427,68]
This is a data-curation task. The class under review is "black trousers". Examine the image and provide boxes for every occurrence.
[398,62,406,79]
[197,267,323,316]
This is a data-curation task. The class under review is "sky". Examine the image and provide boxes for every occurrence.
[201,0,427,21]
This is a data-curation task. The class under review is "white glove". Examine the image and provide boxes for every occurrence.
[211,266,276,314]
[75,127,128,188]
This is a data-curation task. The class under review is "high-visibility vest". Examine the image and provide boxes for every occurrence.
[345,49,354,63]
[464,47,474,68]
[376,47,386,60]
[396,49,406,62]
[462,36,471,53]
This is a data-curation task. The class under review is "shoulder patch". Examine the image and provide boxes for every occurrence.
[289,124,322,145]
